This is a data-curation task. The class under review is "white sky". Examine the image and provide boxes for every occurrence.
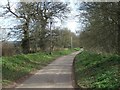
[65,0,79,32]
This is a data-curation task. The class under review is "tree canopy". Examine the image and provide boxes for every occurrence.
[79,2,120,55]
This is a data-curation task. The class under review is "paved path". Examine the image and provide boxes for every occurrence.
[15,51,80,90]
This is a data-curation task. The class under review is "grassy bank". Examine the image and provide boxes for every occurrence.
[2,49,74,86]
[74,51,120,89]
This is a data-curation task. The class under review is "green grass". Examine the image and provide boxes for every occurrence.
[74,51,120,89]
[1,49,74,86]
[74,48,81,51]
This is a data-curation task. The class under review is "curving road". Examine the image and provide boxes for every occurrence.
[15,51,80,90]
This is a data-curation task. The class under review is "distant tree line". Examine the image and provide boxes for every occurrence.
[78,2,120,55]
[2,28,79,56]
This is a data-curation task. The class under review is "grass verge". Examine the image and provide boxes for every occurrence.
[1,49,74,87]
[74,51,120,89]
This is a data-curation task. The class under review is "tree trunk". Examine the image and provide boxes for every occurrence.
[39,22,47,51]
[21,22,30,54]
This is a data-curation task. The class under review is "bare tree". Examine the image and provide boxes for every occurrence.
[3,1,70,54]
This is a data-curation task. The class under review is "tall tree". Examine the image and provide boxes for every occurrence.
[4,1,70,53]
[78,2,120,54]
[31,2,70,51]
[6,2,34,53]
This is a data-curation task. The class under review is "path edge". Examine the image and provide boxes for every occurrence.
[72,51,82,90]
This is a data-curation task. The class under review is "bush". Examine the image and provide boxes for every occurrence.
[74,48,81,51]
[2,42,16,56]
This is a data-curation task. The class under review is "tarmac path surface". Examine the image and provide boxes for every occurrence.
[15,51,80,90]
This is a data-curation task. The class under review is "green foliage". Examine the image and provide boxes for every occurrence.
[53,49,74,55]
[2,49,74,86]
[79,2,120,54]
[74,51,120,89]
[74,48,81,51]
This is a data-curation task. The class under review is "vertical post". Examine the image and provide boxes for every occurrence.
[71,36,73,49]
[0,26,2,57]
[50,20,52,54]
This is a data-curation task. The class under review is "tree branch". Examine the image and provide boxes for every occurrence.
[7,1,26,19]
